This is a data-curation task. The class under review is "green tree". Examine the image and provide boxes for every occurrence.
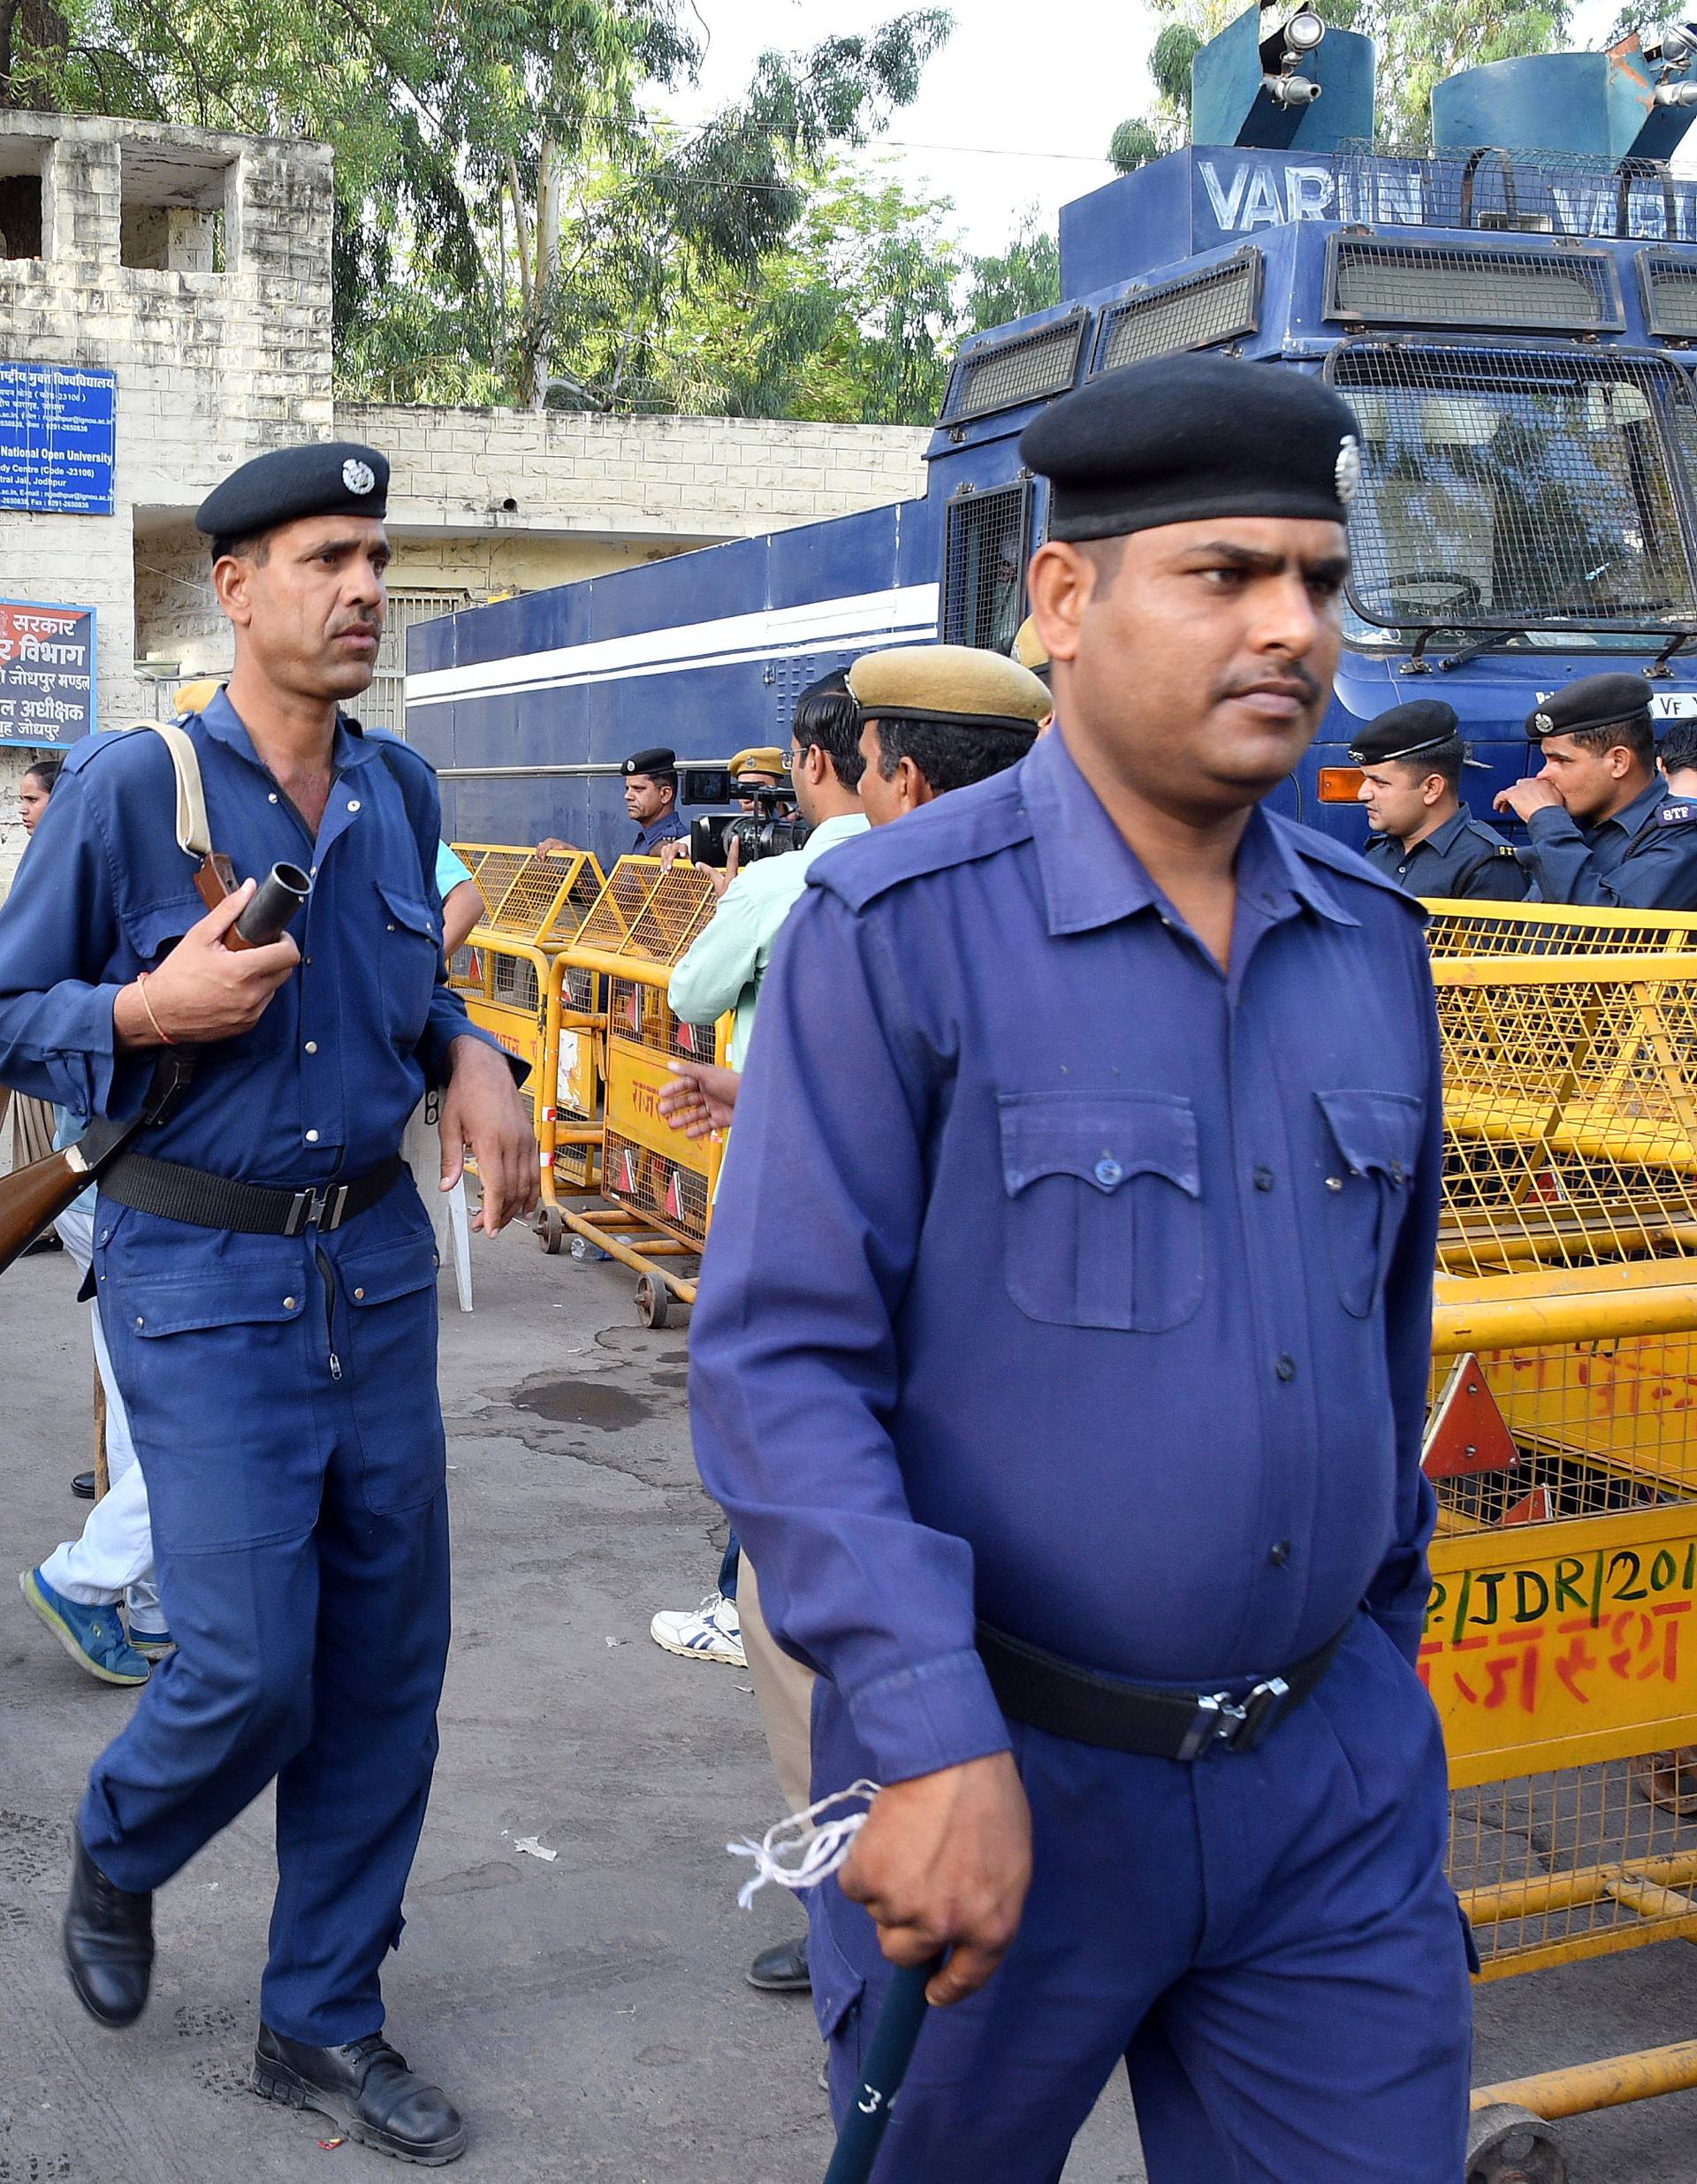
[14,0,954,409]
[963,213,1061,331]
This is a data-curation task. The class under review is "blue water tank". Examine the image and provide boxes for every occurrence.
[1191,3,1376,151]
[1433,38,1697,163]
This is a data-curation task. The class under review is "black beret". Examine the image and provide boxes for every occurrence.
[1526,673,1654,741]
[1019,354,1361,543]
[1349,700,1460,766]
[196,441,389,542]
[622,746,677,779]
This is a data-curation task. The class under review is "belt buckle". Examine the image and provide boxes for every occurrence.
[285,1182,351,1236]
[1176,1674,1291,1762]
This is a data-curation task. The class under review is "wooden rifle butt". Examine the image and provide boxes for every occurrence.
[0,1147,87,1275]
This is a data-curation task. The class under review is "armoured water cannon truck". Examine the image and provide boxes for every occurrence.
[409,11,1697,870]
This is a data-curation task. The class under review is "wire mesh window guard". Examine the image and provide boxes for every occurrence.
[1092,249,1262,376]
[1327,342,1697,635]
[1325,235,1622,332]
[1640,247,1697,338]
[940,312,1087,424]
[941,483,1031,653]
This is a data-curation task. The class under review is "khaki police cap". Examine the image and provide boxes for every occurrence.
[174,677,223,717]
[1011,617,1051,679]
[848,645,1051,734]
[729,746,788,780]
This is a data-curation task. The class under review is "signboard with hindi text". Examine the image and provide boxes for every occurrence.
[0,600,96,747]
[1425,1505,1697,1786]
[0,362,117,516]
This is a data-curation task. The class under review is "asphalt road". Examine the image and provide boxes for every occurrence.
[3,1221,1697,2183]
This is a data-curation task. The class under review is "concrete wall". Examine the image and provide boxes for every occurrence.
[338,401,930,544]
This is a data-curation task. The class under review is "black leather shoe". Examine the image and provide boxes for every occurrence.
[254,2025,468,2165]
[72,1471,95,1501]
[748,1935,811,1993]
[63,1823,153,2027]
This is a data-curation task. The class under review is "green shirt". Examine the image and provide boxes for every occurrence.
[666,812,870,1067]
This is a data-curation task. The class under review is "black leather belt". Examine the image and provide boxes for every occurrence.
[99,1152,404,1237]
[976,1618,1348,1762]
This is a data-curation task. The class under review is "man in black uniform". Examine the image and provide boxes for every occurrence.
[1495,672,1697,908]
[1351,698,1526,900]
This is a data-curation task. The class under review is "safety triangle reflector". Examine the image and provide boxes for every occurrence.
[1502,1487,1555,1526]
[665,1168,684,1222]
[1421,1353,1519,1480]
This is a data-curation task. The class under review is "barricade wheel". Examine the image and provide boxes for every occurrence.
[538,1206,567,1255]
[635,1274,671,1328]
[1465,2105,1568,2184]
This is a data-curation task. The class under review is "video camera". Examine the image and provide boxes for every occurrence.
[688,786,812,869]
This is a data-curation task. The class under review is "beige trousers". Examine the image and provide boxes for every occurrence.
[738,1555,816,1817]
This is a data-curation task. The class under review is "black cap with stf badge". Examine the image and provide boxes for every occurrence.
[621,746,678,780]
[1526,673,1655,742]
[195,441,389,550]
[1349,699,1462,766]
[1019,353,1362,544]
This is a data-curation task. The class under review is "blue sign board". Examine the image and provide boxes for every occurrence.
[0,362,117,517]
[0,599,96,747]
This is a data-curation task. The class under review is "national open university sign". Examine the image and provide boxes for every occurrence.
[0,361,117,517]
[0,600,96,748]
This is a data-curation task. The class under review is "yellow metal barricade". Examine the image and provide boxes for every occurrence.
[552,856,728,1322]
[1418,904,1697,2178]
[445,844,606,1236]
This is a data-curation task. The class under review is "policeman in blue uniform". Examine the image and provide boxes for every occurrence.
[1495,672,1697,908]
[689,353,1472,2183]
[1352,697,1527,900]
[622,744,688,852]
[0,442,537,2163]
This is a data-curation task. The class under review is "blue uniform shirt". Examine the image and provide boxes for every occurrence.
[634,810,688,854]
[1363,805,1528,901]
[0,690,494,1183]
[1522,776,1697,909]
[689,726,1442,1788]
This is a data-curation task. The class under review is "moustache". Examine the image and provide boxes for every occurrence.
[1212,665,1323,708]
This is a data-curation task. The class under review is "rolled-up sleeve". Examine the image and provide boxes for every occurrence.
[0,772,151,1119]
[689,887,1012,1784]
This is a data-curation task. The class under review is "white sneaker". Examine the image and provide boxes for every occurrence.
[649,1590,746,1666]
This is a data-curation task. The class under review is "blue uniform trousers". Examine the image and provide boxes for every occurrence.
[810,1614,1472,2184]
[79,1187,451,2048]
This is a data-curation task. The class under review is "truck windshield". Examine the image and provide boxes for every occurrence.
[1332,342,1697,644]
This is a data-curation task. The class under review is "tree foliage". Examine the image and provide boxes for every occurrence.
[5,0,1017,418]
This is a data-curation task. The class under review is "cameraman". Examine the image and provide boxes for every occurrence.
[666,678,868,1066]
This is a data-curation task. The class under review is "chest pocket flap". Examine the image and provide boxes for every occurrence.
[1314,1088,1423,1318]
[998,1091,1202,1333]
[375,879,440,944]
[374,879,442,1050]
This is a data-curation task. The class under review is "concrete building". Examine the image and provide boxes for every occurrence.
[0,111,928,880]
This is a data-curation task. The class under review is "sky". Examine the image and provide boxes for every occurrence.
[663,0,1155,255]
[662,0,1655,257]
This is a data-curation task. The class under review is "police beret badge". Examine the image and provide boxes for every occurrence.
[1335,435,1361,506]
[343,458,377,497]
[1533,713,1553,734]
